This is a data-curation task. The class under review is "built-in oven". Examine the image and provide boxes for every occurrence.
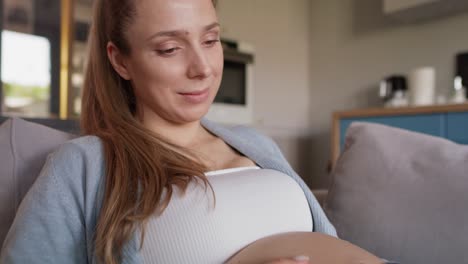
[206,39,255,124]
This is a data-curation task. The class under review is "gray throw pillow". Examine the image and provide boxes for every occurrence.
[325,122,468,264]
[0,118,75,245]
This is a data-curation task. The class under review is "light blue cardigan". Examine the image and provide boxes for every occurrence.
[1,119,337,264]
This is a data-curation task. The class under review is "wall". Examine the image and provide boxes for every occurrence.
[217,0,313,179]
[219,0,468,189]
[308,0,468,188]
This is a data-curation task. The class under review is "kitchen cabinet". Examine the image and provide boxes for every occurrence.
[331,104,468,167]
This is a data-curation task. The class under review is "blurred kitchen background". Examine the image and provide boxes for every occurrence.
[1,0,468,189]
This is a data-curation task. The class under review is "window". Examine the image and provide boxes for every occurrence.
[1,0,66,118]
[1,30,51,117]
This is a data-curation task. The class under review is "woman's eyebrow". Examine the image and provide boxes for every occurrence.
[203,22,221,32]
[146,22,220,41]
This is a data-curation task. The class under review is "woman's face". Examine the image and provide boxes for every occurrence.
[117,0,223,124]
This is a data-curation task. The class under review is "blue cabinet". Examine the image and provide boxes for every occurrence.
[339,114,445,150]
[332,104,468,165]
[447,112,468,145]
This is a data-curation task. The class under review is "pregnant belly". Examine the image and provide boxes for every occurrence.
[226,232,382,264]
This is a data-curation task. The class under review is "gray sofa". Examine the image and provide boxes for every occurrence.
[1,117,467,264]
[0,118,78,246]
[323,122,468,264]
[0,116,80,134]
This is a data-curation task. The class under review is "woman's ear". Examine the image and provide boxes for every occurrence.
[107,42,132,80]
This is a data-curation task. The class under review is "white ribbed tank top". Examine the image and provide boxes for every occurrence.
[141,167,312,264]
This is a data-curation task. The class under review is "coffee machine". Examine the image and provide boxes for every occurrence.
[456,52,468,100]
[379,75,408,108]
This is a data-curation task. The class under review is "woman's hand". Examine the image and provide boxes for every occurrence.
[264,255,310,264]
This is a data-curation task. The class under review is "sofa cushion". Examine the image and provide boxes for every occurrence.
[325,122,468,264]
[0,118,75,245]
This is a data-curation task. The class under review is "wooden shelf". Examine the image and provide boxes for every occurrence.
[333,103,468,119]
[330,103,468,170]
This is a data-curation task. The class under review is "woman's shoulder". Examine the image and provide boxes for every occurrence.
[52,135,104,162]
[45,135,106,192]
[65,134,103,151]
[0,135,105,263]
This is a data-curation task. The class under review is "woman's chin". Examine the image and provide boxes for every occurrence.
[174,108,210,124]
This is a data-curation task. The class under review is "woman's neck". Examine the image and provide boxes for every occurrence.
[138,111,210,148]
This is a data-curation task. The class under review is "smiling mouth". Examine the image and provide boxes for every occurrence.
[178,88,210,103]
[178,88,209,96]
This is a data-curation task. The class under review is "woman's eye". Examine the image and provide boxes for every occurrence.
[204,39,220,46]
[157,47,180,56]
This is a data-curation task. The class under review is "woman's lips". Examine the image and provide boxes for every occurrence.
[178,88,210,104]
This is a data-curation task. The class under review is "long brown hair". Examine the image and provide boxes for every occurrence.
[81,0,216,263]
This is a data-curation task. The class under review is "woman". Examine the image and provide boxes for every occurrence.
[0,0,337,263]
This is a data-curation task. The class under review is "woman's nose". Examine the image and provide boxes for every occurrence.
[187,49,213,79]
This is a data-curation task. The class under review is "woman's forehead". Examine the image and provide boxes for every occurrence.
[133,0,216,24]
[129,0,218,40]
